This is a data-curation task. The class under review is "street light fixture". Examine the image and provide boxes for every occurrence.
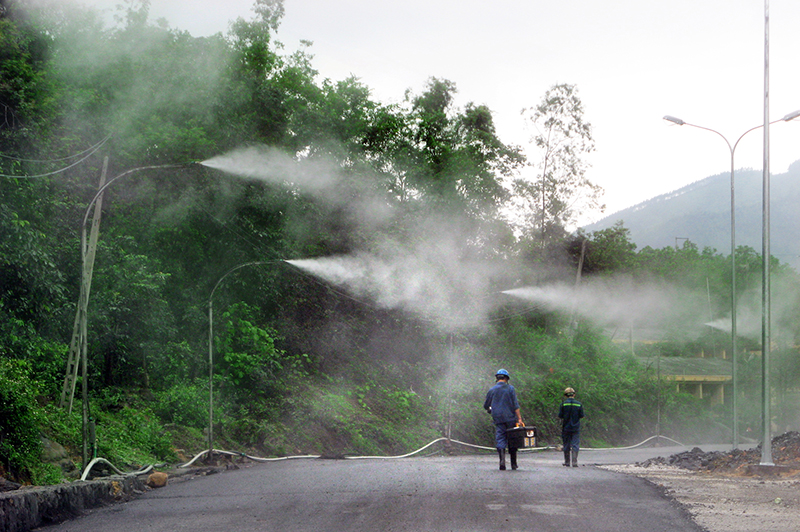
[662,110,800,449]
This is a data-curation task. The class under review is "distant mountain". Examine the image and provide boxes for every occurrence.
[583,160,800,271]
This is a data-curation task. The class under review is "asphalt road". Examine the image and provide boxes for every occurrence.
[38,446,711,532]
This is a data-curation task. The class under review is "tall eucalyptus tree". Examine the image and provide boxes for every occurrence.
[516,83,603,248]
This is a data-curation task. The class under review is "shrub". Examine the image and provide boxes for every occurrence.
[0,359,45,483]
[94,406,176,466]
[153,382,209,430]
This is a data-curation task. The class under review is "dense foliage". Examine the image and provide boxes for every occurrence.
[2,0,799,485]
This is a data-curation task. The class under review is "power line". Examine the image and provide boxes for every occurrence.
[0,135,111,162]
[0,135,111,178]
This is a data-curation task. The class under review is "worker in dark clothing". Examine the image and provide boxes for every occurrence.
[484,369,523,470]
[559,387,584,467]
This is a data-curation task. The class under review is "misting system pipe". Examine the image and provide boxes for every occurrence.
[75,162,197,476]
[207,260,286,461]
[79,432,687,482]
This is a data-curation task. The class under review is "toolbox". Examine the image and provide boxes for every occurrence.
[506,425,537,449]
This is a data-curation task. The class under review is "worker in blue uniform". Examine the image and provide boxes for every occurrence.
[559,387,584,467]
[484,369,523,470]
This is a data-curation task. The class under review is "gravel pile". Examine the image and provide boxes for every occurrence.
[637,431,800,474]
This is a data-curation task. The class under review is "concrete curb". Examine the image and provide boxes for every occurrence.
[0,464,237,532]
[0,475,146,532]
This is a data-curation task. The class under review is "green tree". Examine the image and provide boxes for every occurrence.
[581,221,638,274]
[89,238,173,388]
[516,84,603,246]
[215,301,308,402]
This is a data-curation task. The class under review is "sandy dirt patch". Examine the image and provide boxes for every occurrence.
[603,454,800,531]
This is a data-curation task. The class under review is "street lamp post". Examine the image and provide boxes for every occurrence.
[207,260,283,461]
[761,0,771,465]
[663,110,800,449]
[74,163,190,473]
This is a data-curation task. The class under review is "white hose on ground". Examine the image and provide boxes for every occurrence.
[82,433,686,479]
[178,448,321,467]
[581,434,684,451]
[80,458,154,481]
[345,437,451,459]
[177,433,684,466]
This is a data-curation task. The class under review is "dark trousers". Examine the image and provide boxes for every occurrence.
[562,429,580,452]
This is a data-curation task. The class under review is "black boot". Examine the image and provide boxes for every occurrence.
[571,449,579,467]
[509,448,518,470]
[498,449,506,470]
[563,448,570,467]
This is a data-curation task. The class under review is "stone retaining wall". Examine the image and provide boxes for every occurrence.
[0,475,145,532]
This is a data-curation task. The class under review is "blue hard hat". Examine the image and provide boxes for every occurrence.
[495,368,510,378]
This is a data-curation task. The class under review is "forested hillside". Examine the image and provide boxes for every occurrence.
[585,162,800,271]
[3,0,800,486]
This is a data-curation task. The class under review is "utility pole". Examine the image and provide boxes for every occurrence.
[61,157,108,413]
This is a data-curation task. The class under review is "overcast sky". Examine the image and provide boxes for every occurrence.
[78,0,800,225]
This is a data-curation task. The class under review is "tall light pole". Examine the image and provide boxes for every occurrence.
[760,0,772,466]
[74,163,190,473]
[663,109,800,449]
[207,260,283,461]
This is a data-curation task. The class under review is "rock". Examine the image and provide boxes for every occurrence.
[0,477,22,492]
[40,437,76,475]
[147,471,168,488]
[174,448,190,463]
[637,431,800,474]
[40,437,68,462]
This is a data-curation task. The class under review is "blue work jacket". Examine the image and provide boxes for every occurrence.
[483,381,519,424]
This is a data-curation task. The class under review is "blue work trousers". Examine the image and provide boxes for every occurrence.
[494,421,517,450]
